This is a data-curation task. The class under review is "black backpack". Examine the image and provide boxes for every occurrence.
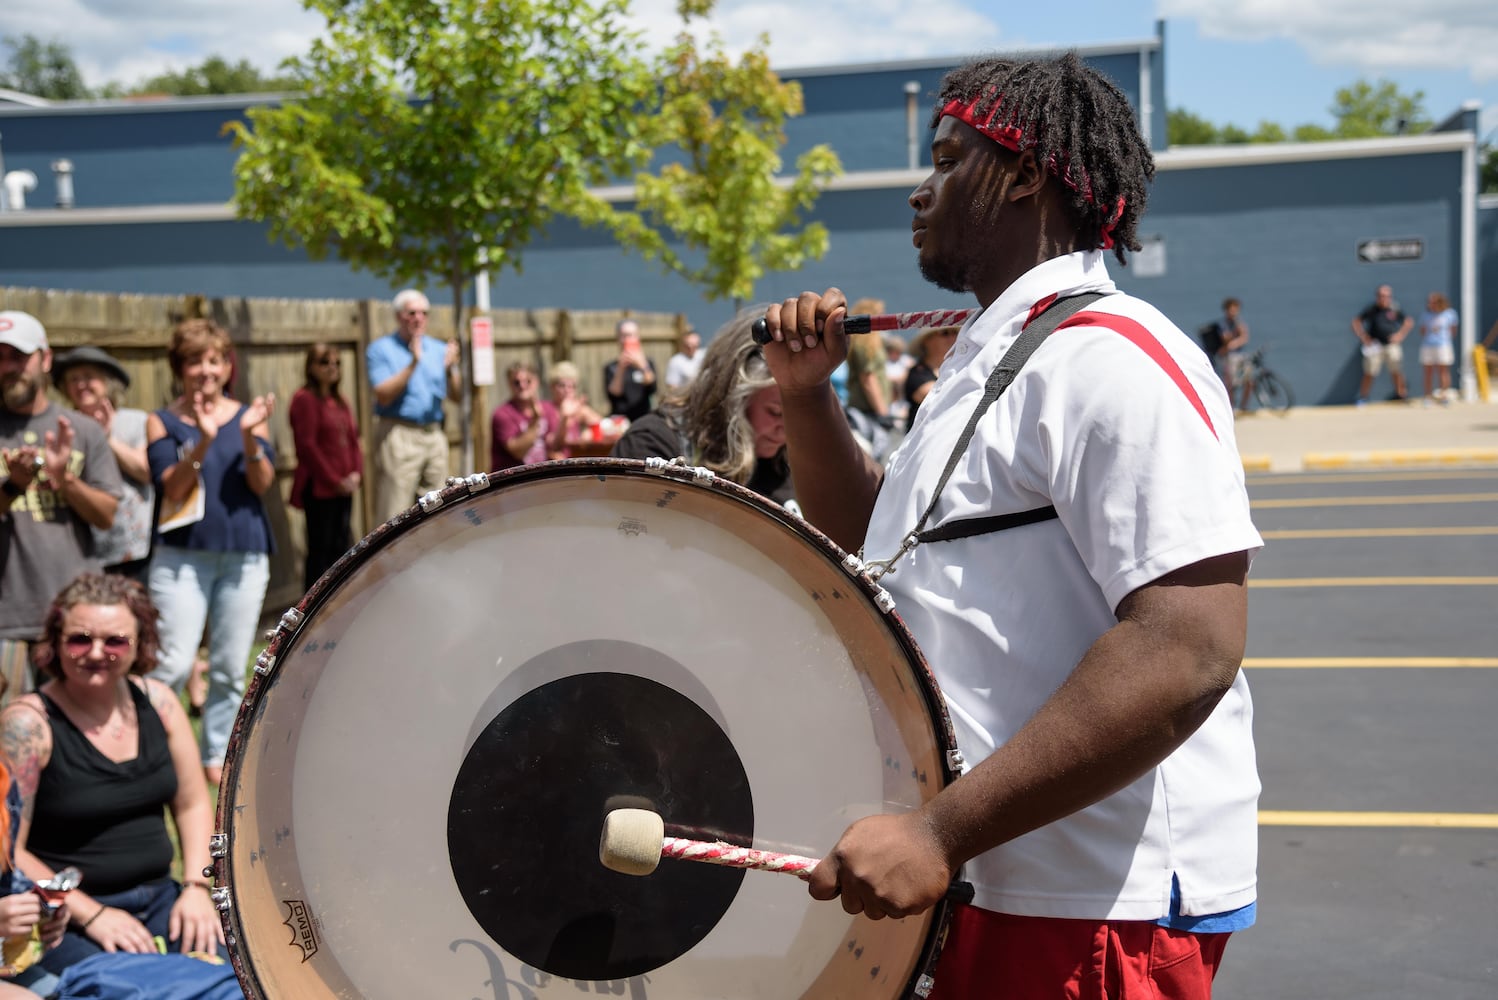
[1198,320,1223,357]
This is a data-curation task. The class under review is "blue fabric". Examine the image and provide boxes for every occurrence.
[147,547,269,767]
[56,952,242,999]
[1156,874,1256,932]
[147,406,274,554]
[41,877,234,980]
[367,332,449,424]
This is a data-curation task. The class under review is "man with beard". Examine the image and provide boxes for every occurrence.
[0,311,122,704]
[759,55,1261,998]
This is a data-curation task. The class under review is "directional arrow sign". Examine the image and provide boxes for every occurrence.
[1357,238,1423,263]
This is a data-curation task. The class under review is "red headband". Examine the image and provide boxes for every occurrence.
[941,91,1125,250]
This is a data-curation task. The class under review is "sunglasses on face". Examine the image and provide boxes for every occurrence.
[62,632,135,657]
[317,358,341,367]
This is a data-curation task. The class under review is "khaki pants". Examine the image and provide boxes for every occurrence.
[372,418,449,523]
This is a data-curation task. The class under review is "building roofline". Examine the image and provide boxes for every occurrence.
[0,92,292,118]
[0,88,54,108]
[1155,131,1473,169]
[778,38,1160,79]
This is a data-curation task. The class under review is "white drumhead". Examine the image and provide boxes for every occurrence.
[221,465,948,999]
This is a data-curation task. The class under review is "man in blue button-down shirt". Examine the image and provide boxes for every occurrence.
[366,289,461,522]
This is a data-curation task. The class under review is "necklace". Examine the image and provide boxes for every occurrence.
[60,685,136,742]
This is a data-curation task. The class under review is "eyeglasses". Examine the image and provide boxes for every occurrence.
[403,309,429,317]
[317,358,341,367]
[62,632,135,658]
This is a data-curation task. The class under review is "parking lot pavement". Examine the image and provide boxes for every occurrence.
[1231,399,1498,472]
[1213,466,1498,1000]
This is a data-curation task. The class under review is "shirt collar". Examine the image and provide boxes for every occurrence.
[960,250,1115,351]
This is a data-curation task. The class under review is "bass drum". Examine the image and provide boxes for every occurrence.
[212,459,962,999]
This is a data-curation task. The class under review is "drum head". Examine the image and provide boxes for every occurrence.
[218,461,953,999]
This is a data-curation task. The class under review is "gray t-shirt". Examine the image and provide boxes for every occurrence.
[1,403,125,640]
[92,408,155,567]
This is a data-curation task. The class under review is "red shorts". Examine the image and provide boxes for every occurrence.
[926,905,1231,1000]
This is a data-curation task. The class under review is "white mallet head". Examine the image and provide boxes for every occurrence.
[600,808,666,876]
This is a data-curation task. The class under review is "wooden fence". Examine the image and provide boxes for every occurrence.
[0,286,688,613]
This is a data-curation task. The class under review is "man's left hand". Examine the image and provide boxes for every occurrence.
[806,811,954,920]
[42,416,75,484]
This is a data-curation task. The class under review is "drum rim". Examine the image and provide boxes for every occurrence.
[214,457,963,999]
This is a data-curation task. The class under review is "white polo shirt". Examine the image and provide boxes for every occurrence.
[867,251,1262,921]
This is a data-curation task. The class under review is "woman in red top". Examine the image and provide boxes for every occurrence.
[289,344,364,592]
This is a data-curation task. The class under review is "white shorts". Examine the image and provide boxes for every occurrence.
[1362,342,1402,376]
[1419,344,1455,367]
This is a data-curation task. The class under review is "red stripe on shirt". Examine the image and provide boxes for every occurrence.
[1056,310,1218,439]
[1023,293,1059,329]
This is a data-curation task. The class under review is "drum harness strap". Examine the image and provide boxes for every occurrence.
[860,291,1107,584]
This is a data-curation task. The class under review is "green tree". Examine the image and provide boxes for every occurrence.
[614,1,841,305]
[227,0,658,469]
[1330,79,1431,138]
[1482,146,1498,195]
[1291,123,1336,143]
[1167,108,1219,146]
[0,34,90,100]
[135,55,299,96]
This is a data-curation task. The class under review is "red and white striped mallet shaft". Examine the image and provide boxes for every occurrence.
[599,808,977,904]
[600,808,819,879]
[751,309,975,345]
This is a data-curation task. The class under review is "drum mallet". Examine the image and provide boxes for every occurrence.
[600,808,974,904]
[750,309,976,346]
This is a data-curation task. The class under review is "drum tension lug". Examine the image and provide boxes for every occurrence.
[253,650,277,677]
[210,887,231,912]
[418,490,446,513]
[463,472,491,493]
[915,974,937,997]
[209,834,228,858]
[946,749,967,773]
[277,608,304,633]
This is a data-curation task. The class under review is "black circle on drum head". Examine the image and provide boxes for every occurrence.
[447,661,753,981]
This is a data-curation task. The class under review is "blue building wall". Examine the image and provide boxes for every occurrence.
[1481,200,1498,340]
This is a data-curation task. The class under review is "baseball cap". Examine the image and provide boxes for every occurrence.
[0,311,48,354]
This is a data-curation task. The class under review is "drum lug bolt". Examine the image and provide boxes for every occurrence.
[278,608,304,633]
[872,587,895,613]
[210,888,232,912]
[418,489,446,513]
[209,834,228,858]
[946,749,967,772]
[914,974,936,997]
[253,650,277,677]
[463,473,491,492]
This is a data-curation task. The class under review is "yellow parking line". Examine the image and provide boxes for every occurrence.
[1250,577,1498,587]
[1259,526,1498,539]
[1243,657,1498,668]
[1248,470,1498,485]
[1260,811,1498,829]
[1252,492,1498,509]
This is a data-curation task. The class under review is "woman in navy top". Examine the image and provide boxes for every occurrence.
[145,319,276,787]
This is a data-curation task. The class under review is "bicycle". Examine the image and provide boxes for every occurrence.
[1234,346,1294,414]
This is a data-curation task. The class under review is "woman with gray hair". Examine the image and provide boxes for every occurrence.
[612,306,792,506]
[51,347,154,582]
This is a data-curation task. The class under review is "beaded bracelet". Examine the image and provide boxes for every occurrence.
[79,905,107,930]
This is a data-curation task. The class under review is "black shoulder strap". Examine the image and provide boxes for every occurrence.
[910,292,1104,546]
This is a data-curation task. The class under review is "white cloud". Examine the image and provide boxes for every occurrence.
[1160,0,1498,81]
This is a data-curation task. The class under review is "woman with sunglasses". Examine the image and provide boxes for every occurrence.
[0,573,223,978]
[290,343,364,591]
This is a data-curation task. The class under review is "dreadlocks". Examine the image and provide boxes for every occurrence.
[932,52,1155,265]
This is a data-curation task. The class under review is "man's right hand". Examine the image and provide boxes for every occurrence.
[761,289,850,395]
[409,335,423,364]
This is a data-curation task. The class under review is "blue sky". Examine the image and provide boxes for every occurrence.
[6,1,1496,142]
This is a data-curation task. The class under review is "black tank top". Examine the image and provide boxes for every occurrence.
[30,681,177,896]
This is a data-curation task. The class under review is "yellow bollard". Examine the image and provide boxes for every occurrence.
[1476,346,1491,403]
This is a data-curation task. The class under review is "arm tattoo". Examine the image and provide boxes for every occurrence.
[0,707,48,823]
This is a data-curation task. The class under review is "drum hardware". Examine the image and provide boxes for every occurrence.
[840,553,897,612]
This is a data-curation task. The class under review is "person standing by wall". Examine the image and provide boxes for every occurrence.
[1351,285,1412,405]
[367,290,461,522]
[1415,292,1458,405]
[1215,298,1252,412]
[604,319,657,421]
[490,361,562,472]
[51,347,154,584]
[289,344,363,591]
[145,319,275,787]
[0,312,122,708]
[664,329,704,390]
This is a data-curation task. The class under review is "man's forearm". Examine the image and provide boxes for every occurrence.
[61,476,118,529]
[373,364,415,407]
